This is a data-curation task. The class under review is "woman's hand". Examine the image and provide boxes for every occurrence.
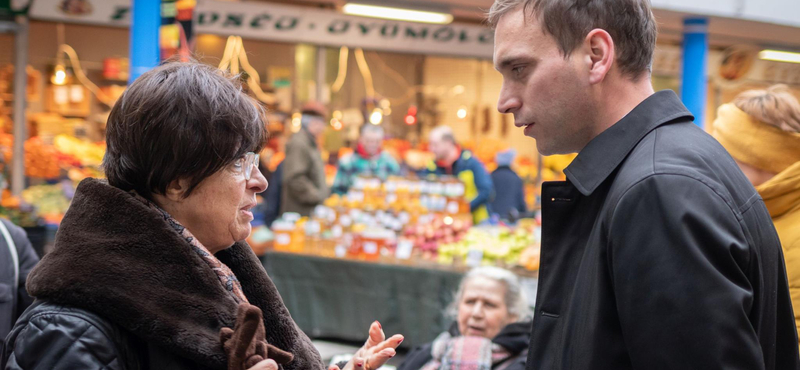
[334,321,404,370]
[248,359,278,370]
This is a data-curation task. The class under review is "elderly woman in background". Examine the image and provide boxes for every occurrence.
[711,84,800,344]
[398,267,532,370]
[1,61,401,370]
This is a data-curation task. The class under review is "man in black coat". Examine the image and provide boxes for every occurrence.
[489,0,799,369]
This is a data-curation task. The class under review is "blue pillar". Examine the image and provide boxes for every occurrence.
[129,0,160,84]
[681,18,708,128]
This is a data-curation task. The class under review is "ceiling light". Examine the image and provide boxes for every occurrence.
[369,108,383,125]
[51,65,67,85]
[456,106,467,119]
[759,49,800,64]
[343,3,453,25]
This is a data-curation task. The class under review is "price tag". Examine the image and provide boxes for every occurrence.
[275,233,291,246]
[363,242,378,255]
[447,201,459,214]
[331,225,343,238]
[398,212,411,224]
[305,220,321,235]
[396,240,414,260]
[466,249,484,267]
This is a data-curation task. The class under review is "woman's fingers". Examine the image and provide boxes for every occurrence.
[369,334,405,354]
[247,359,278,370]
[364,321,386,348]
[352,356,365,370]
[366,348,397,370]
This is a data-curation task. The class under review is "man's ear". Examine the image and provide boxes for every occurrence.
[584,28,615,85]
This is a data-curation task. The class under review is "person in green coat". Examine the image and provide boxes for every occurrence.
[280,102,329,217]
[332,124,401,195]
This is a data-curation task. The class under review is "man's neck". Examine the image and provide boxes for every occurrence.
[356,143,378,159]
[590,76,656,142]
[446,147,461,164]
[437,146,462,172]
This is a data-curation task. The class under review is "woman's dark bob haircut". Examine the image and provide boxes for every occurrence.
[103,60,267,200]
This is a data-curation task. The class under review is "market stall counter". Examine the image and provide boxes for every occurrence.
[260,250,464,348]
[260,250,539,349]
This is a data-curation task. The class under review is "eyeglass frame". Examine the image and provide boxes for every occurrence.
[233,152,259,181]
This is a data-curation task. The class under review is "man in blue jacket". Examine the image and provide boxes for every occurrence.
[489,149,527,222]
[422,126,494,224]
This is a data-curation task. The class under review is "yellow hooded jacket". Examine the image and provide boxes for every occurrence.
[758,161,800,344]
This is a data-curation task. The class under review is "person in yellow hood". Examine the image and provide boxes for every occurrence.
[712,84,800,344]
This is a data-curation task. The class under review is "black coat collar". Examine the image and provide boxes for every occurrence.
[564,90,693,196]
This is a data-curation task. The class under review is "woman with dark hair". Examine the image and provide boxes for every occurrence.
[1,61,401,370]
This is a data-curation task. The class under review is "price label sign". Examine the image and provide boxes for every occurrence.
[446,201,459,215]
[275,233,291,246]
[396,240,414,260]
[335,244,348,258]
[363,242,378,255]
[466,249,484,267]
[331,225,343,238]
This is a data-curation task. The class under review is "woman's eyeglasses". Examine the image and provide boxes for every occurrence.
[233,152,258,180]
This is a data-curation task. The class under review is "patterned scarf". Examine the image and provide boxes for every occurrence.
[132,192,249,304]
[421,331,515,370]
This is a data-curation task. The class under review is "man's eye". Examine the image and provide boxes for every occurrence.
[512,66,525,76]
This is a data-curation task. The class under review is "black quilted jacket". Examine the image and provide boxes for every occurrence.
[2,301,199,370]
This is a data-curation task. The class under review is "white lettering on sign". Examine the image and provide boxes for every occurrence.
[29,0,495,59]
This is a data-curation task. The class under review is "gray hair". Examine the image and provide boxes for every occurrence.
[487,0,657,79]
[360,123,385,136]
[429,125,457,144]
[301,113,324,128]
[446,266,532,322]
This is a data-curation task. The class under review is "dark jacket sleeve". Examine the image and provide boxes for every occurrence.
[263,162,283,227]
[396,343,434,370]
[608,174,763,369]
[6,223,38,318]
[515,176,527,215]
[468,159,494,212]
[4,311,125,370]
[331,159,350,196]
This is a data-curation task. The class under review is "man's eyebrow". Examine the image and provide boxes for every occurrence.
[495,56,529,71]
